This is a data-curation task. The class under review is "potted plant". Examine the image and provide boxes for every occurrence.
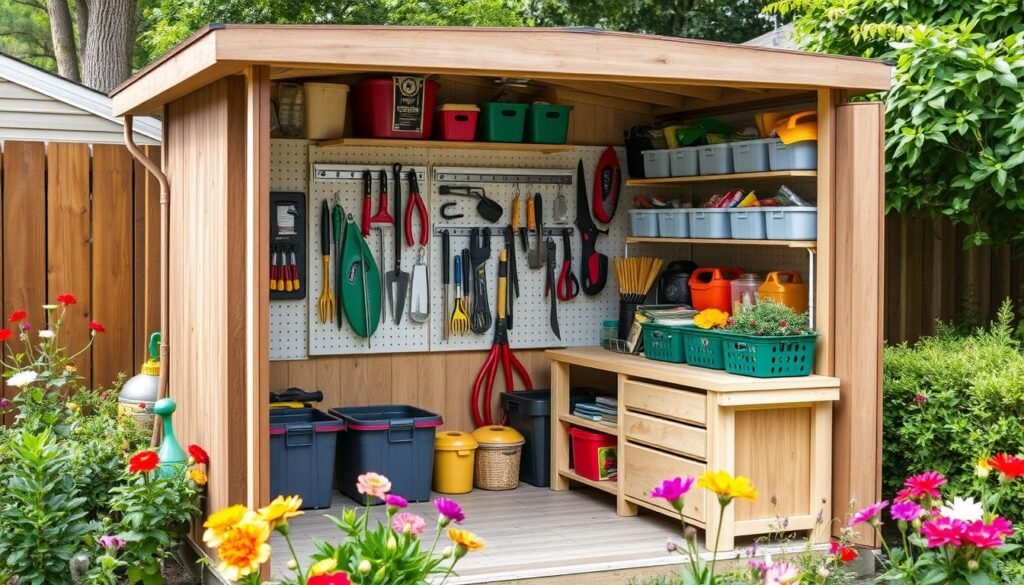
[721,299,817,377]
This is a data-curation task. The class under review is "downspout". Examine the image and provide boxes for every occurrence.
[123,116,170,448]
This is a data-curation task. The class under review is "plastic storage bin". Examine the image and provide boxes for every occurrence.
[478,102,529,142]
[304,83,349,140]
[434,104,479,141]
[642,322,687,363]
[568,427,617,481]
[669,146,700,177]
[768,139,818,170]
[721,333,818,377]
[689,267,743,313]
[689,209,732,239]
[657,209,690,238]
[629,209,659,237]
[759,271,809,314]
[472,426,525,490]
[698,144,735,175]
[433,431,478,494]
[270,408,345,510]
[730,138,773,173]
[501,389,596,487]
[765,208,818,240]
[526,104,573,144]
[642,150,671,178]
[728,208,766,239]
[329,405,443,503]
[351,77,439,139]
[680,326,727,369]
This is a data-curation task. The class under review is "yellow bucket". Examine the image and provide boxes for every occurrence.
[433,431,479,494]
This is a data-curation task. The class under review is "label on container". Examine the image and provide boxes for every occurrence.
[392,76,426,133]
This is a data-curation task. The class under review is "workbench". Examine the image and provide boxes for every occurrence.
[547,347,840,551]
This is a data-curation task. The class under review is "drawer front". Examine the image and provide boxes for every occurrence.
[624,412,707,460]
[624,443,706,522]
[623,379,706,426]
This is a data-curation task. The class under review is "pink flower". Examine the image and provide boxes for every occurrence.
[964,517,1014,549]
[391,512,427,536]
[355,472,391,499]
[891,501,924,522]
[651,476,695,512]
[894,487,916,503]
[849,500,888,527]
[914,394,927,406]
[763,560,800,585]
[434,497,465,526]
[904,471,946,500]
[98,534,126,550]
[920,516,968,548]
[385,494,408,510]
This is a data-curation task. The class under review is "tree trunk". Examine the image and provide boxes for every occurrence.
[81,0,135,93]
[75,0,90,56]
[46,0,80,82]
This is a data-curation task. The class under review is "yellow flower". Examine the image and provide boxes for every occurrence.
[258,495,304,529]
[309,558,337,577]
[214,518,271,582]
[203,504,249,547]
[188,468,208,486]
[64,365,77,373]
[976,457,992,479]
[66,402,80,413]
[448,527,485,552]
[698,470,758,503]
[694,308,729,330]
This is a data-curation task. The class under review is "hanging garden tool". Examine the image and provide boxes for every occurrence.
[374,226,388,322]
[288,245,301,292]
[575,159,609,295]
[471,249,533,427]
[270,246,279,292]
[527,194,547,269]
[439,202,463,220]
[317,200,335,324]
[283,246,294,292]
[450,253,469,336]
[405,169,429,247]
[461,248,472,325]
[556,231,580,301]
[503,226,518,330]
[512,192,526,252]
[469,228,492,334]
[360,169,372,237]
[341,212,382,342]
[554,184,569,224]
[369,168,394,226]
[592,147,622,223]
[385,163,410,324]
[544,237,561,339]
[333,196,345,329]
[439,185,503,223]
[409,247,430,323]
[442,230,450,339]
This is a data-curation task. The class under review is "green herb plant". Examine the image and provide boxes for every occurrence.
[727,299,812,336]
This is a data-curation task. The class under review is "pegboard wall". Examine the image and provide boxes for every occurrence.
[270,140,311,360]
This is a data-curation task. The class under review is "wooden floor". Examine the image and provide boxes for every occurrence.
[273,484,799,584]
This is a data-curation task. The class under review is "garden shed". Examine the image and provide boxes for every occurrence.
[110,25,890,583]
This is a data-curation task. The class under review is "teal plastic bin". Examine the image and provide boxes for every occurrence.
[479,102,529,142]
[642,322,687,363]
[270,408,345,510]
[721,333,818,377]
[526,104,573,144]
[680,326,727,369]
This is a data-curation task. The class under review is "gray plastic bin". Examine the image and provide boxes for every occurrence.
[698,144,734,175]
[730,139,773,173]
[657,209,690,238]
[501,388,597,487]
[629,210,659,237]
[642,150,671,178]
[669,146,700,177]
[765,207,818,240]
[728,208,766,239]
[329,405,442,503]
[689,209,731,238]
[768,139,818,170]
[270,408,345,510]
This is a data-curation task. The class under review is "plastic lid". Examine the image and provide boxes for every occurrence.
[738,273,762,282]
[472,425,525,446]
[140,358,160,376]
[435,431,479,451]
[437,104,480,112]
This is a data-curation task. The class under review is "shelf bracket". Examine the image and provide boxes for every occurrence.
[806,247,816,329]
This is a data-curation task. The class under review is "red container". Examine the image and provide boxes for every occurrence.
[568,427,617,481]
[434,104,479,141]
[689,267,744,313]
[352,77,440,139]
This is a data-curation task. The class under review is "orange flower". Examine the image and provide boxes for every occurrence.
[56,293,77,306]
[128,450,159,473]
[203,504,249,547]
[448,527,485,553]
[214,518,271,581]
[188,468,208,486]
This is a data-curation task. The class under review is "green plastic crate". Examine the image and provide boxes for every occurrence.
[478,103,529,142]
[721,333,818,378]
[526,104,573,144]
[642,323,687,363]
[680,326,726,369]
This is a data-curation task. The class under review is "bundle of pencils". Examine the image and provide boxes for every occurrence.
[612,257,664,304]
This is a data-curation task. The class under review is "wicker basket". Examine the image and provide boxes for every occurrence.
[471,425,525,490]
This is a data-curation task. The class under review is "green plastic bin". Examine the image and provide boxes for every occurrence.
[526,104,573,144]
[642,323,687,363]
[479,103,529,142]
[721,332,818,378]
[680,326,727,370]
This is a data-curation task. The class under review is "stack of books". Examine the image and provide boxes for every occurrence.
[572,396,619,425]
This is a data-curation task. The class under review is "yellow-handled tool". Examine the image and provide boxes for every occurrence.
[317,200,335,323]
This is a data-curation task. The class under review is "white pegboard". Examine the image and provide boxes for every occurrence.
[269,140,311,361]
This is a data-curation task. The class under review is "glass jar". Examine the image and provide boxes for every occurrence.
[601,319,619,349]
[731,273,762,315]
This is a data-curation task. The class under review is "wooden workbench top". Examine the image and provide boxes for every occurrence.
[545,347,840,393]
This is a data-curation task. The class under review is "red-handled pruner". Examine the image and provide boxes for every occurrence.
[405,169,429,247]
[369,169,394,226]
[556,230,580,301]
[360,169,372,237]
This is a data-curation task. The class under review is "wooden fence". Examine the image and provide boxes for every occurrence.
[0,141,160,406]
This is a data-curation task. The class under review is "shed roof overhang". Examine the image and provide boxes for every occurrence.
[110,25,892,117]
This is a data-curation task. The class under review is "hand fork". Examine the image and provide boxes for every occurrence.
[449,254,470,336]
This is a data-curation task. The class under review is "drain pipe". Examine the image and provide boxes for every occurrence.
[124,116,170,448]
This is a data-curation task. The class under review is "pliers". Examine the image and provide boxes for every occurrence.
[405,169,429,247]
[556,230,580,301]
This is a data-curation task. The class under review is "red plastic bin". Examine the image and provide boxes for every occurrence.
[689,267,743,313]
[434,104,479,141]
[568,427,617,481]
[351,77,440,139]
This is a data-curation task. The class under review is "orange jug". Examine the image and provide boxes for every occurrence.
[688,267,743,313]
[758,271,808,313]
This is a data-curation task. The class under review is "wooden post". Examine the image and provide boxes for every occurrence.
[550,360,570,491]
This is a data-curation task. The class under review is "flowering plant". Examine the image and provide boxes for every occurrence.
[726,300,811,337]
[694,309,730,330]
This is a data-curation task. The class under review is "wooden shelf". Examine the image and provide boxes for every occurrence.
[558,469,618,494]
[558,414,619,435]
[626,170,817,187]
[626,237,816,249]
[317,137,576,153]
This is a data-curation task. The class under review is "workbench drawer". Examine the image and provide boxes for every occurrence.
[624,412,707,460]
[623,380,706,426]
[624,443,706,522]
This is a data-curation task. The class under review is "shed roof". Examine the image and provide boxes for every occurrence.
[110,25,891,116]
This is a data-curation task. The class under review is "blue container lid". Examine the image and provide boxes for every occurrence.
[328,404,442,432]
[269,408,345,435]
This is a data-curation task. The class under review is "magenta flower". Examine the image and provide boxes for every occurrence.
[914,394,927,406]
[849,500,888,527]
[651,476,695,512]
[894,487,916,503]
[391,512,427,537]
[98,534,126,551]
[385,494,408,510]
[903,471,946,500]
[434,497,465,526]
[963,517,1014,549]
[921,516,968,548]
[0,398,10,410]
[891,501,924,522]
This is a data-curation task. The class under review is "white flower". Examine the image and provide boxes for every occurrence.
[38,329,55,339]
[7,370,39,388]
[940,496,984,522]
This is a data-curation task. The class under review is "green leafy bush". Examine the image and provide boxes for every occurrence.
[727,299,812,336]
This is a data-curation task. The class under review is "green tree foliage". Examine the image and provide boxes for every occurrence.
[0,0,57,70]
[766,0,1024,247]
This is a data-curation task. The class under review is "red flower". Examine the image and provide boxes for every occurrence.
[989,454,1024,479]
[56,293,77,305]
[308,573,351,585]
[0,328,11,342]
[829,541,859,562]
[8,309,27,322]
[129,450,160,473]
[188,444,210,465]
[779,320,788,328]
[88,320,106,334]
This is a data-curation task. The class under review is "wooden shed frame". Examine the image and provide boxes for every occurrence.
[111,24,890,558]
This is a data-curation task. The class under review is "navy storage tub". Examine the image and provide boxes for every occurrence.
[269,408,345,510]
[329,405,443,504]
